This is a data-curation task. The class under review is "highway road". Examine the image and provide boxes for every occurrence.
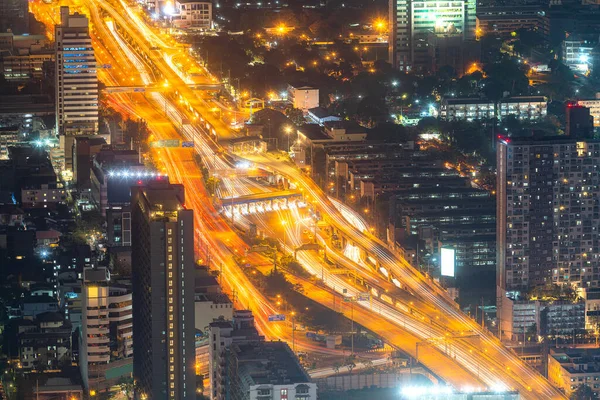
[31,0,566,397]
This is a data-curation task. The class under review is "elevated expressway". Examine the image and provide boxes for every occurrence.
[33,0,567,396]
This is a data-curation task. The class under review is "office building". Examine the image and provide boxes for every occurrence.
[0,0,28,34]
[174,0,212,29]
[476,6,549,39]
[55,7,99,173]
[548,348,600,398]
[497,135,600,293]
[500,297,585,340]
[90,146,144,215]
[562,34,597,72]
[577,96,600,128]
[389,0,476,72]
[566,104,594,138]
[131,180,195,400]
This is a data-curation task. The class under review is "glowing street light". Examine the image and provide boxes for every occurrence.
[373,18,386,33]
[284,125,293,150]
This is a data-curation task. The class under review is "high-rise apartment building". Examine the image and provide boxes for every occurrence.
[80,267,133,394]
[132,180,196,400]
[80,267,111,389]
[497,136,600,294]
[389,0,476,72]
[55,7,99,172]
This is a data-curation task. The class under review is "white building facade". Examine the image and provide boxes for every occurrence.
[55,6,98,171]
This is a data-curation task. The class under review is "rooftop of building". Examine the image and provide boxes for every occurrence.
[139,180,185,212]
[35,311,66,323]
[397,196,493,206]
[442,97,493,105]
[323,120,366,134]
[551,348,600,373]
[234,341,311,385]
[499,95,547,103]
[307,107,331,119]
[288,83,318,91]
[362,175,469,186]
[394,186,494,197]
[195,274,220,289]
[23,294,57,304]
[297,124,331,141]
[442,96,546,105]
[195,292,232,304]
[499,134,600,145]
[477,5,546,14]
[325,144,418,156]
[411,208,496,218]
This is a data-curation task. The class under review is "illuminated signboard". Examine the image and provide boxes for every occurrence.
[440,247,455,277]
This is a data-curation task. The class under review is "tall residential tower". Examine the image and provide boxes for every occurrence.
[131,179,196,400]
[55,6,99,172]
[497,135,600,293]
[389,0,476,72]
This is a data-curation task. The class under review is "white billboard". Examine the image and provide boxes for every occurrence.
[440,247,456,277]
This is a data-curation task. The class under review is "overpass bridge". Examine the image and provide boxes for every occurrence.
[220,190,303,215]
[104,83,222,93]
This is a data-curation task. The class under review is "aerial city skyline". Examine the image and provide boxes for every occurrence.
[0,0,599,398]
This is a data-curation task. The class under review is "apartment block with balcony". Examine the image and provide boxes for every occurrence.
[498,96,547,120]
[440,98,495,121]
[549,348,600,398]
[18,312,72,371]
[497,136,600,293]
[209,310,315,400]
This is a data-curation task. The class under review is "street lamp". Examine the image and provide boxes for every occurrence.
[291,311,296,352]
[281,220,288,253]
[284,125,293,151]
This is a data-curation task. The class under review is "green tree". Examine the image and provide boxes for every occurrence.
[118,376,135,400]
[571,384,594,400]
[345,355,357,373]
[333,362,341,375]
[284,107,304,126]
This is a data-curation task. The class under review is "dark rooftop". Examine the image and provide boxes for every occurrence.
[235,341,310,385]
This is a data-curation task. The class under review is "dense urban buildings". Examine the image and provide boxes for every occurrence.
[55,6,99,173]
[131,180,196,400]
[548,348,600,398]
[6,0,600,396]
[389,0,476,72]
[209,310,316,400]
